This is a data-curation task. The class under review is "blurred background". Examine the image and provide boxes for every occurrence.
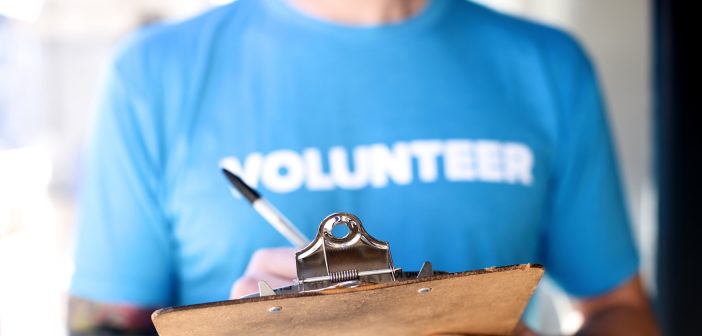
[0,0,682,335]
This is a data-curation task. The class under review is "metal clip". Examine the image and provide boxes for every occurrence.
[239,213,443,298]
[295,212,399,291]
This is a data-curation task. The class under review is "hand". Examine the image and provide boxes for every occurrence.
[230,247,297,299]
[512,321,537,336]
[67,296,157,334]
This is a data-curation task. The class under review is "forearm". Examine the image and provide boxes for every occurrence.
[573,275,659,336]
[575,305,659,336]
[68,296,157,336]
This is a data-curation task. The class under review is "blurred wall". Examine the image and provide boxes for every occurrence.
[1,2,215,335]
[18,0,215,193]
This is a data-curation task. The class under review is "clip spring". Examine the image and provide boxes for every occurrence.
[330,269,359,282]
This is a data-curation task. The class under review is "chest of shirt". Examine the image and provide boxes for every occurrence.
[161,34,559,274]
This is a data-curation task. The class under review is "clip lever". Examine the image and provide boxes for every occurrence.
[295,213,398,291]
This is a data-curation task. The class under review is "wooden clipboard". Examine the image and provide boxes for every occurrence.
[152,263,543,336]
[153,213,544,335]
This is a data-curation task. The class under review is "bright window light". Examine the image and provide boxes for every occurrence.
[0,0,44,22]
[209,0,236,7]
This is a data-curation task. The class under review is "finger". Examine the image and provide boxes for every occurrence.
[230,277,259,299]
[245,247,297,279]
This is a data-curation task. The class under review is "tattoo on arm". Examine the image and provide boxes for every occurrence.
[68,296,158,336]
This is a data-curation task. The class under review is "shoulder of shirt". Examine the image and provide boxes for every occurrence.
[451,0,590,65]
[109,0,255,74]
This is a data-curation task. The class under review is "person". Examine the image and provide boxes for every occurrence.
[68,0,659,334]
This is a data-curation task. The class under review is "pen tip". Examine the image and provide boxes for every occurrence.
[219,157,261,203]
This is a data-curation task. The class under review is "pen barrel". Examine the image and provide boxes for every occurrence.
[252,199,310,249]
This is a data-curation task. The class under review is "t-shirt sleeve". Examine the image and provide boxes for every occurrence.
[541,31,639,298]
[69,35,175,307]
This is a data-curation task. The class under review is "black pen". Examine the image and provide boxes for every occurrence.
[220,158,310,248]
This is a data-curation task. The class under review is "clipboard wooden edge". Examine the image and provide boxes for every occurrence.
[153,263,544,336]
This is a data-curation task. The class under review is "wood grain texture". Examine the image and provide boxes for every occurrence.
[152,264,543,336]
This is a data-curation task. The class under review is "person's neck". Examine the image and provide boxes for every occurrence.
[286,0,428,26]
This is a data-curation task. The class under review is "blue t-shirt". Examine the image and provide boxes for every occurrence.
[70,0,638,307]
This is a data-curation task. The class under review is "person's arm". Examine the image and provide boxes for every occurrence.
[69,29,175,334]
[67,297,157,336]
[575,275,658,336]
[537,29,659,335]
